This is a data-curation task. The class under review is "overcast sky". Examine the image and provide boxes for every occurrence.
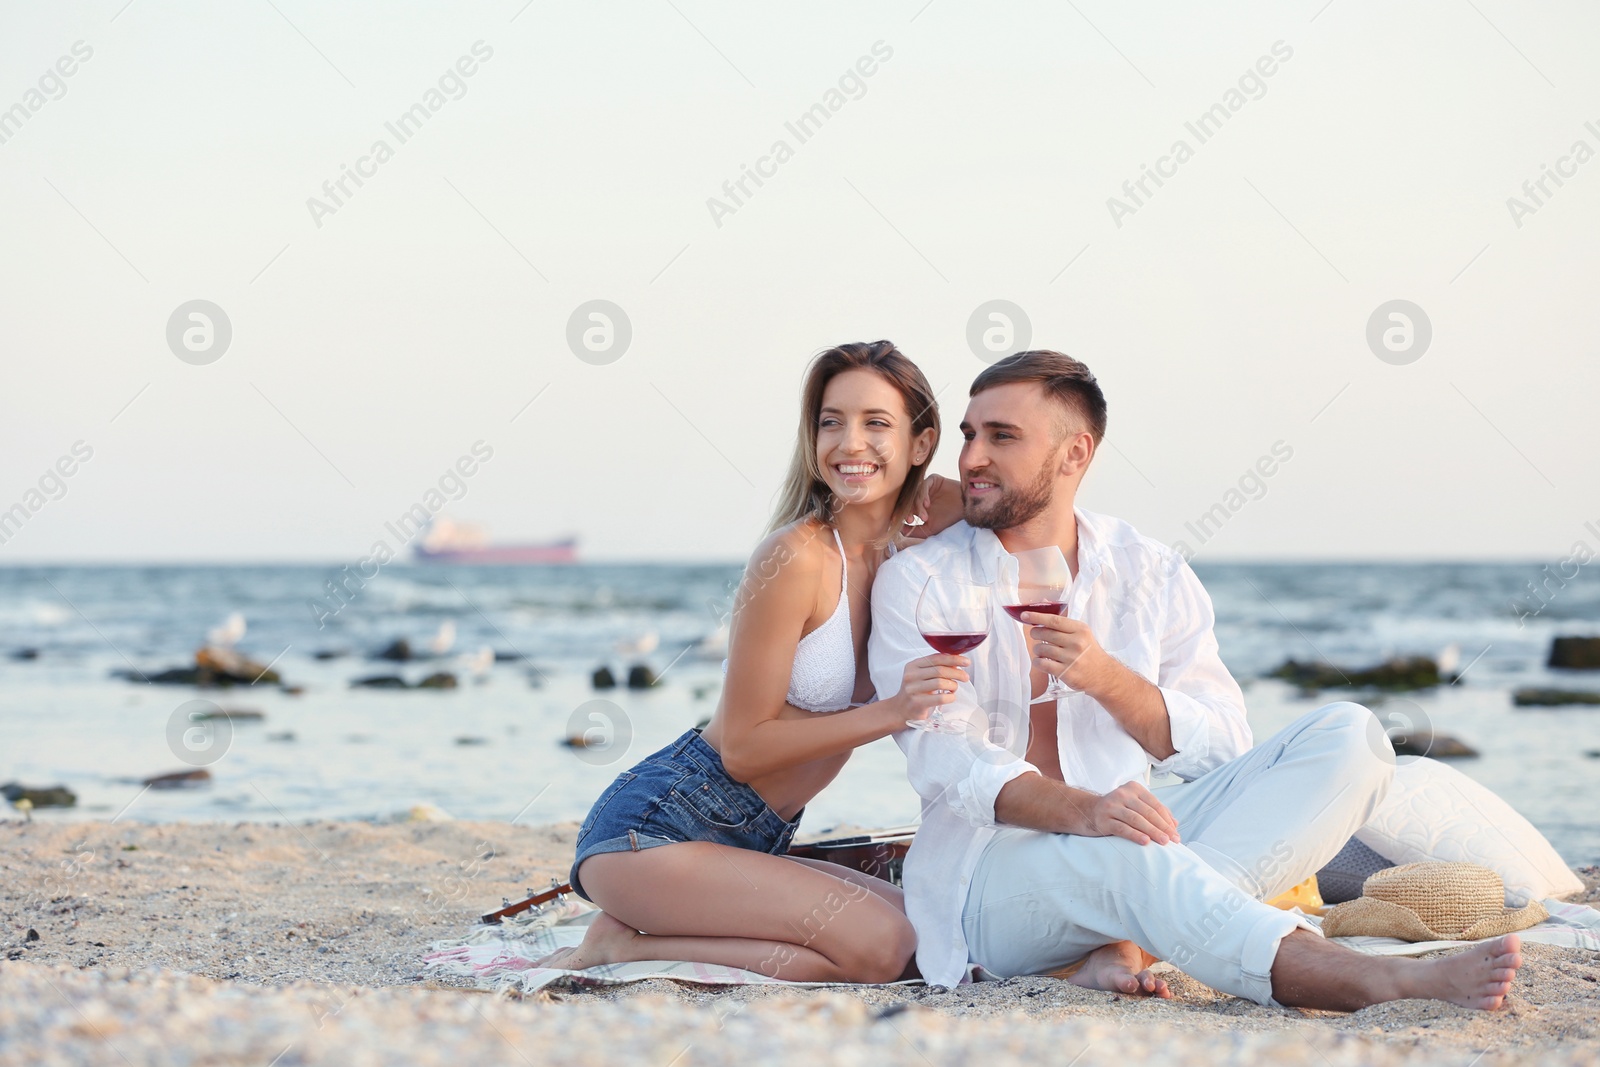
[2,0,1595,563]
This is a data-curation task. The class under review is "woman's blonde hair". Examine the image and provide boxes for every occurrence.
[767,340,940,538]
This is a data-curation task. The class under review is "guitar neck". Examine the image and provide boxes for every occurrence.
[480,883,572,925]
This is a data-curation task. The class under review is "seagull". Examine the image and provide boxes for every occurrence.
[429,620,457,656]
[460,646,494,677]
[207,612,247,648]
[615,632,659,657]
[32,603,68,627]
[694,625,730,659]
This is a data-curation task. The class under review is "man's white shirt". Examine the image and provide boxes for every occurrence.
[867,508,1252,986]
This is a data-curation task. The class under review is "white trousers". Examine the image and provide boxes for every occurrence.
[960,702,1395,1005]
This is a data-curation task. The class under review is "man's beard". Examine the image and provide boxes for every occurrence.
[964,460,1055,530]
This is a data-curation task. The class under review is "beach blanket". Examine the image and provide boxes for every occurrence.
[422,896,1600,994]
[422,901,944,993]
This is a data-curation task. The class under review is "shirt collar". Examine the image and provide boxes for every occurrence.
[968,505,1115,585]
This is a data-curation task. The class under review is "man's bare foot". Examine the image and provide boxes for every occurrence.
[1406,934,1524,1010]
[1067,940,1173,998]
[531,912,640,971]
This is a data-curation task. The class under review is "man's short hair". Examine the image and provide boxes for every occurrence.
[970,350,1107,443]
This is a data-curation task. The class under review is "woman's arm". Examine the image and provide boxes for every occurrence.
[716,525,965,782]
[720,700,909,783]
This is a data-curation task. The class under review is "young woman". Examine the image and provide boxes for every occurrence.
[548,341,968,982]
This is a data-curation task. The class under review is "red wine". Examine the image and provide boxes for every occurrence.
[921,631,988,655]
[1002,601,1067,622]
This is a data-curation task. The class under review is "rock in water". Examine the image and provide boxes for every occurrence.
[123,647,282,687]
[142,769,212,789]
[10,648,39,661]
[195,708,265,721]
[313,649,349,661]
[627,664,659,689]
[375,638,413,662]
[194,646,280,685]
[136,646,281,687]
[1548,636,1600,670]
[1513,687,1600,707]
[1389,732,1478,758]
[1268,656,1441,691]
[592,666,616,690]
[351,675,409,689]
[1,782,78,808]
[416,672,458,689]
[142,666,203,684]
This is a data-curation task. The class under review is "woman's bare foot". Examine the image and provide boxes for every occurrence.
[531,912,640,971]
[1405,934,1524,1010]
[1067,940,1173,998]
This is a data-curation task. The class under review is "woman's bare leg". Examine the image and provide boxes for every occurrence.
[782,854,905,911]
[781,855,919,980]
[551,843,916,983]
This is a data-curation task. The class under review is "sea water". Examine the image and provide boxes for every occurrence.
[0,562,1596,865]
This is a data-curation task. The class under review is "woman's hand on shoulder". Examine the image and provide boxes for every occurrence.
[901,474,964,541]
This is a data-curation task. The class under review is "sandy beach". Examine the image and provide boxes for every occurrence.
[2,817,1597,1066]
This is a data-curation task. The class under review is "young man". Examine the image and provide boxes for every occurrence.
[867,350,1523,1009]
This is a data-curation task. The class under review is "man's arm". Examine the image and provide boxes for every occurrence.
[992,772,1181,845]
[1022,550,1250,779]
[1021,616,1175,758]
[1146,553,1252,778]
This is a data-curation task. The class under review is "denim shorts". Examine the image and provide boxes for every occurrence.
[569,728,803,902]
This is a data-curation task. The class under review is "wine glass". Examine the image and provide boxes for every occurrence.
[908,577,991,734]
[1003,546,1075,699]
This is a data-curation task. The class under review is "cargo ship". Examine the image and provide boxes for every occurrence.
[412,519,577,564]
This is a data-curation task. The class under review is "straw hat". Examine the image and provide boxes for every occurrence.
[1321,861,1547,941]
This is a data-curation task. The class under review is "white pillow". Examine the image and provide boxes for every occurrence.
[1354,757,1584,907]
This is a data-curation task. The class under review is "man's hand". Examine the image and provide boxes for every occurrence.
[995,775,1181,843]
[1022,612,1112,693]
[1088,781,1180,846]
[1023,611,1178,761]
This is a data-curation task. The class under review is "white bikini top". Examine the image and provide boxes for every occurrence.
[784,528,858,713]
